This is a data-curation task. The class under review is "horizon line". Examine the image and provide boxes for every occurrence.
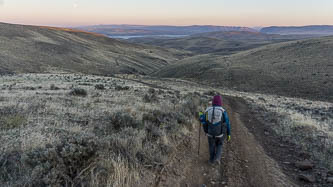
[1,21,333,29]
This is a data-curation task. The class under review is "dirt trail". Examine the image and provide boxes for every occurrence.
[156,96,296,187]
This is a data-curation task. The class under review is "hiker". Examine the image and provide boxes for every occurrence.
[199,95,231,164]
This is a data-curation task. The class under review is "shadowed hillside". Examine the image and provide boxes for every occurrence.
[261,25,333,36]
[193,31,315,40]
[154,36,333,101]
[128,31,314,55]
[75,25,256,36]
[0,22,191,75]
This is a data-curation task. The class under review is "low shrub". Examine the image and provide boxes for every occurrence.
[148,88,155,94]
[50,84,60,90]
[183,95,201,117]
[95,112,144,135]
[143,93,158,103]
[1,132,98,186]
[23,86,36,90]
[22,133,98,186]
[0,151,21,183]
[142,110,188,128]
[69,88,87,97]
[95,84,105,90]
[145,124,164,144]
[115,86,130,91]
[111,112,143,131]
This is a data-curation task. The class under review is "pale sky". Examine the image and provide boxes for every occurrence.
[0,0,332,27]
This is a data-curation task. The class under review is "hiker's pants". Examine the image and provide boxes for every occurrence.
[208,136,224,162]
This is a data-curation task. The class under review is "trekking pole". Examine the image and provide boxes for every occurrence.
[198,112,203,155]
[198,121,201,155]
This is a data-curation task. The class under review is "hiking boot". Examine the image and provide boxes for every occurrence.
[215,160,221,165]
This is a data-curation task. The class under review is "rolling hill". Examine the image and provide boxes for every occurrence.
[261,25,333,36]
[128,31,313,55]
[75,25,256,36]
[192,31,313,40]
[0,22,191,75]
[154,36,333,101]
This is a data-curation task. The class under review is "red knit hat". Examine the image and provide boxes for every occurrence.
[212,95,222,106]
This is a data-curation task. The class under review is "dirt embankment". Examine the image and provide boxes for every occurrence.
[156,96,296,187]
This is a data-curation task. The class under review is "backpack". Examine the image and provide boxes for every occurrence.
[203,106,226,137]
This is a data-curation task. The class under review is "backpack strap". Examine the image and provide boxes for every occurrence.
[211,106,215,123]
[220,111,224,135]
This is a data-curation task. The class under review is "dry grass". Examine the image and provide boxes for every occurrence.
[221,89,333,170]
[0,73,203,186]
[2,72,331,185]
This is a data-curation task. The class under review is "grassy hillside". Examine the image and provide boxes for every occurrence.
[128,31,313,55]
[0,22,190,75]
[154,36,333,102]
[0,73,203,186]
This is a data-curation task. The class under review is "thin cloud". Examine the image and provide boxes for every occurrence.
[73,1,78,9]
[0,0,4,6]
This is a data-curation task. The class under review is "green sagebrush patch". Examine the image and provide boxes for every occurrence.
[1,115,27,130]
